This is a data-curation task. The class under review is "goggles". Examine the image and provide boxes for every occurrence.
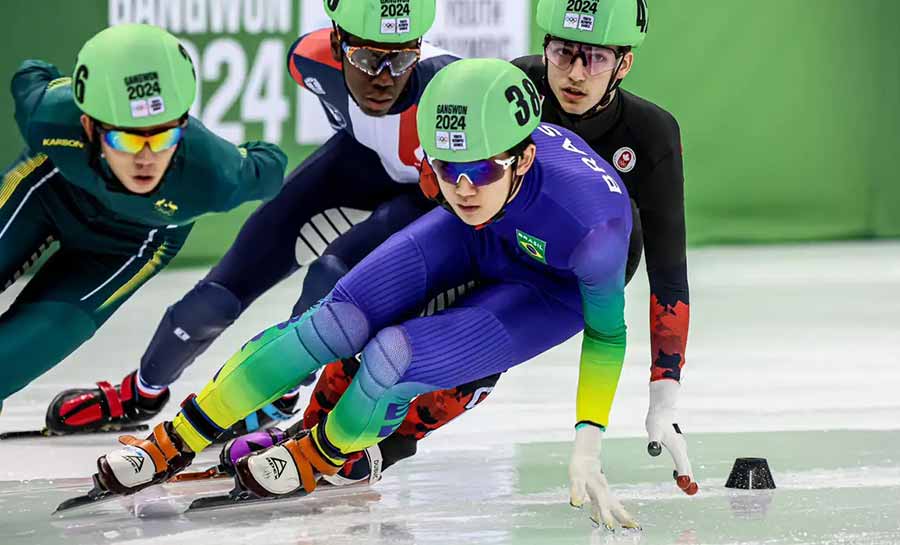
[101,125,184,154]
[341,42,421,77]
[430,156,517,187]
[544,39,621,76]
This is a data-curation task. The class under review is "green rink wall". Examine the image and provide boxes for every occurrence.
[2,1,897,266]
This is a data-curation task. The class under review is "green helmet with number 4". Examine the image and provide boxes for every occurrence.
[418,59,542,163]
[536,0,649,48]
[324,0,436,43]
[73,24,196,128]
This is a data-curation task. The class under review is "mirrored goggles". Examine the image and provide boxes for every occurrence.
[544,39,620,76]
[430,156,517,187]
[101,126,184,154]
[341,42,421,77]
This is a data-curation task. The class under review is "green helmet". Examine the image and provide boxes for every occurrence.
[418,59,542,163]
[325,0,436,44]
[536,0,649,48]
[73,24,196,128]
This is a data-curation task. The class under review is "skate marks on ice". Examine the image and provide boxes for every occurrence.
[1,429,898,545]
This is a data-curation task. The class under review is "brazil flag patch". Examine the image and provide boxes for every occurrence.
[516,229,547,264]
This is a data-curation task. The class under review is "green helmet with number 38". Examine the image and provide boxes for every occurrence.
[324,0,436,43]
[536,0,649,48]
[418,59,542,163]
[73,24,196,128]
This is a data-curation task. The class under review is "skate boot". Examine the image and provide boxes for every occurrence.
[96,421,194,495]
[233,428,342,497]
[218,428,288,474]
[323,443,383,486]
[46,370,169,434]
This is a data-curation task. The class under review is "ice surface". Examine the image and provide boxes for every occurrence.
[1,242,898,544]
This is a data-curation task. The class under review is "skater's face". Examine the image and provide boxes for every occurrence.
[81,115,184,194]
[544,38,633,115]
[330,29,420,117]
[436,144,537,226]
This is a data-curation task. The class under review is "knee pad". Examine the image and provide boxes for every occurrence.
[296,301,369,365]
[140,282,243,386]
[170,281,243,340]
[293,254,349,316]
[359,326,412,391]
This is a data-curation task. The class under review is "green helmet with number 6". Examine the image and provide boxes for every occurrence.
[418,59,542,163]
[324,0,436,43]
[73,24,196,128]
[536,0,648,48]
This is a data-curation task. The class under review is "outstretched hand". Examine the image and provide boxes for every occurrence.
[646,380,698,495]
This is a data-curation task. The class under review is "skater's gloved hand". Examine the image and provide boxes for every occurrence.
[645,379,698,495]
[568,424,640,530]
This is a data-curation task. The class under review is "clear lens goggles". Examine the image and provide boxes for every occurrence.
[544,39,620,76]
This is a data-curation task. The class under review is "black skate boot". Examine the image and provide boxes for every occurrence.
[46,370,169,434]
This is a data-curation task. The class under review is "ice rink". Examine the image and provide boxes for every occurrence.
[1,242,898,545]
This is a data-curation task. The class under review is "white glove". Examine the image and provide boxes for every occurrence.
[646,379,698,495]
[568,425,640,530]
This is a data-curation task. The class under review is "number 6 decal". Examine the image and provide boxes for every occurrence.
[74,65,89,103]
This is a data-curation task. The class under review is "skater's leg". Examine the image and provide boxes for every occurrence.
[138,131,394,389]
[317,280,584,460]
[171,210,477,453]
[293,191,433,316]
[394,371,501,440]
[2,223,189,404]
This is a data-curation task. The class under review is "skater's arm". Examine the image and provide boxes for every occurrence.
[570,220,629,430]
[222,140,288,206]
[11,60,63,147]
[187,118,288,210]
[637,121,690,383]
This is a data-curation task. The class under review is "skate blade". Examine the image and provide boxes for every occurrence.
[52,477,119,518]
[1,423,149,441]
[185,482,373,513]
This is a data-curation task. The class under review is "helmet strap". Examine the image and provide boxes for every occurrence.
[475,157,523,229]
[423,157,524,230]
[577,52,626,118]
[85,121,117,187]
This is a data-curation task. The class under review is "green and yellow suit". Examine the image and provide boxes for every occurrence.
[0,61,287,402]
